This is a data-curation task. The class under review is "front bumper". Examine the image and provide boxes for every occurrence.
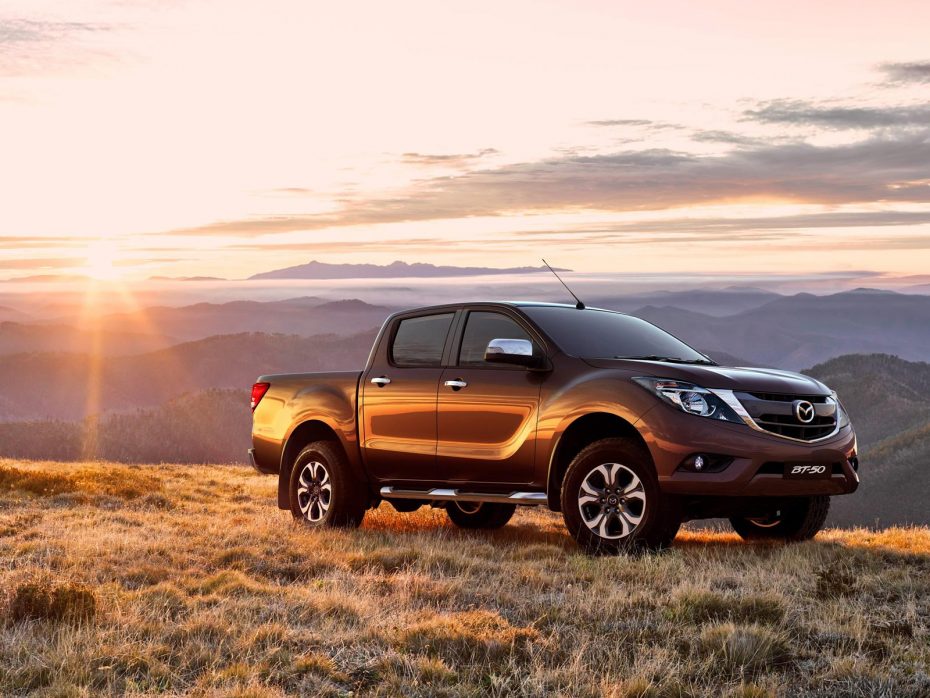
[636,404,859,497]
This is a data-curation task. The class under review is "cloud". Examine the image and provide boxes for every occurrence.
[690,130,766,146]
[0,257,81,270]
[744,99,930,130]
[880,60,930,84]
[0,236,75,249]
[400,148,498,167]
[158,128,930,238]
[587,119,655,127]
[587,119,684,131]
[0,18,114,75]
[0,19,108,44]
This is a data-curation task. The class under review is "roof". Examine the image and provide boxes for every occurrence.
[396,300,613,314]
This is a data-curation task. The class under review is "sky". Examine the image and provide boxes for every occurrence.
[1,0,930,282]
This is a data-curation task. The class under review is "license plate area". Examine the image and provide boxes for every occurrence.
[783,463,832,479]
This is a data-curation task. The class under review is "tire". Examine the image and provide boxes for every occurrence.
[288,441,366,528]
[445,501,516,529]
[729,496,830,542]
[560,438,681,555]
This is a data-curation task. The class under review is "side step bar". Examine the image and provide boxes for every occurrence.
[380,486,547,506]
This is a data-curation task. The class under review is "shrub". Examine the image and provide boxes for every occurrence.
[395,610,540,666]
[696,623,791,678]
[670,589,785,625]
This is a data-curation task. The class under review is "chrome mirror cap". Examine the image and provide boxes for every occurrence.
[485,338,533,358]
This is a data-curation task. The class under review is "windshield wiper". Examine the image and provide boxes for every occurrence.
[613,355,717,365]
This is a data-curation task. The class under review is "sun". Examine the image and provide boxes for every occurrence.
[84,239,124,280]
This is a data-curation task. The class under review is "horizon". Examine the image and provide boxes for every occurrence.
[2,1,930,284]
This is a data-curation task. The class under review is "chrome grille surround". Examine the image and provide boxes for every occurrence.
[710,389,842,443]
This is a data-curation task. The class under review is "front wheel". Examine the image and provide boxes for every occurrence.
[561,438,681,555]
[729,496,830,541]
[289,441,366,528]
[445,501,516,529]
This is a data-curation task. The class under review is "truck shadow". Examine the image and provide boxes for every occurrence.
[360,506,930,564]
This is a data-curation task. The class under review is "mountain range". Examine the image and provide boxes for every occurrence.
[248,260,569,280]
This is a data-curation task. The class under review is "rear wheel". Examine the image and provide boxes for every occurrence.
[445,501,516,529]
[729,496,830,541]
[561,438,681,555]
[288,441,366,528]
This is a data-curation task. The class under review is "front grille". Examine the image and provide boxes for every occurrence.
[748,392,829,404]
[755,413,837,440]
[735,391,838,442]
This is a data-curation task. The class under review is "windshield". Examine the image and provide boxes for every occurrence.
[521,306,711,362]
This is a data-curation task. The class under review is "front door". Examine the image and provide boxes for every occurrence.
[437,311,542,485]
[361,312,455,481]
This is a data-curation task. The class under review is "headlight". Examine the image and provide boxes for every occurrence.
[632,377,743,424]
[831,391,850,428]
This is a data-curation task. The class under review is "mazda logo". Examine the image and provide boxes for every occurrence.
[793,400,815,423]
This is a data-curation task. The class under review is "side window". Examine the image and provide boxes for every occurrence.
[458,312,534,367]
[391,313,455,367]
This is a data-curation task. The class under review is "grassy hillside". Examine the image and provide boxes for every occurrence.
[0,460,927,697]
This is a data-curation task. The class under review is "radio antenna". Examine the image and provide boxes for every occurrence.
[542,259,585,309]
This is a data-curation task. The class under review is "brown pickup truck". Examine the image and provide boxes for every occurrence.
[250,302,859,553]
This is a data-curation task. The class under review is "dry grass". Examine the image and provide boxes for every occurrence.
[0,459,928,697]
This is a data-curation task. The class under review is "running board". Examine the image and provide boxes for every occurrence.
[380,486,547,506]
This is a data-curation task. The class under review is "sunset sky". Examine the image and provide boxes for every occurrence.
[2,0,930,281]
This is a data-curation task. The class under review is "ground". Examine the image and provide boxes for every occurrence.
[0,460,928,697]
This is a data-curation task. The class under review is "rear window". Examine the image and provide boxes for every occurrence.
[391,313,455,366]
[522,306,706,361]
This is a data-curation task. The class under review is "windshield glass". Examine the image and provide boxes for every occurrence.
[522,306,710,362]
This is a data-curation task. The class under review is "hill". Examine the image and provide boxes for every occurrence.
[805,353,930,446]
[0,321,174,357]
[806,353,930,527]
[249,259,567,280]
[0,390,248,464]
[82,297,392,342]
[0,331,376,420]
[636,289,930,369]
[594,287,780,317]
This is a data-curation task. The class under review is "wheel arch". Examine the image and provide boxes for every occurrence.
[545,412,652,511]
[277,418,366,509]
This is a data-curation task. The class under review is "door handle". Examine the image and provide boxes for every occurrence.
[444,379,467,390]
[371,376,391,387]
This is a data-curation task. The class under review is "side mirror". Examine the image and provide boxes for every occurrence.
[484,338,540,368]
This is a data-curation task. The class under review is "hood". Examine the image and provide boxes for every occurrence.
[582,358,831,395]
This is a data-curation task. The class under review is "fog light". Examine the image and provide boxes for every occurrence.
[678,453,732,473]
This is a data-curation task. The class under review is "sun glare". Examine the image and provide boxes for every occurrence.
[84,240,123,280]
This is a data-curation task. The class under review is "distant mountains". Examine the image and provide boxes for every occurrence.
[249,260,569,280]
[64,297,393,343]
[631,288,930,370]
[0,330,377,421]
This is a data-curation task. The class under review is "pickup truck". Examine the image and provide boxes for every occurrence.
[250,301,859,553]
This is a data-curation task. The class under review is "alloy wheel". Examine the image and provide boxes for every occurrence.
[578,462,647,539]
[296,460,332,522]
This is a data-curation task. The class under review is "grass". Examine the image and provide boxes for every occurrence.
[0,459,928,697]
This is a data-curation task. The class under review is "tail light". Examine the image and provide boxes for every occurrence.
[251,382,270,411]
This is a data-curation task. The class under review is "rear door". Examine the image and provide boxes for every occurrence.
[437,309,543,485]
[360,311,457,481]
